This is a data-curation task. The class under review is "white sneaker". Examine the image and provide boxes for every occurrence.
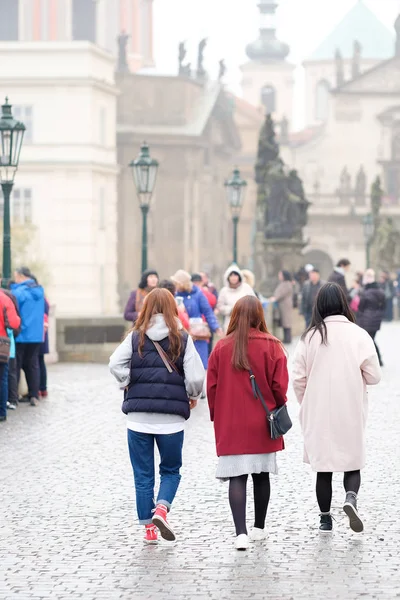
[249,527,266,541]
[235,534,250,551]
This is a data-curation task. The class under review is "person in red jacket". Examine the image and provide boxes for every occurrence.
[0,290,21,422]
[207,295,289,550]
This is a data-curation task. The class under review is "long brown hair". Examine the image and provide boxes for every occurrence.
[227,295,273,370]
[134,288,182,361]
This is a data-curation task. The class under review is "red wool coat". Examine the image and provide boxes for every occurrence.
[207,330,289,457]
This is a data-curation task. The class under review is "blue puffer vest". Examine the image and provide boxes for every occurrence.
[122,331,190,419]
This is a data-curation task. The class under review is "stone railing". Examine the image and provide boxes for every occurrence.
[56,316,128,363]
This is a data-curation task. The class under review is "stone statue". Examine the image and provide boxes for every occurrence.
[335,48,344,87]
[255,113,309,241]
[117,31,130,72]
[218,59,226,82]
[178,41,191,77]
[280,116,289,144]
[178,41,186,74]
[355,165,366,204]
[336,166,351,204]
[197,38,207,79]
[352,40,362,79]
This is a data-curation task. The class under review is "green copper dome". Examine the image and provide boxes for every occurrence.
[309,0,394,61]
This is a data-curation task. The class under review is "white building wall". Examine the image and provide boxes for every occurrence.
[303,58,380,126]
[0,42,119,317]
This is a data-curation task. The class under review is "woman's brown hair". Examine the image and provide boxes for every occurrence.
[134,288,182,362]
[227,295,276,370]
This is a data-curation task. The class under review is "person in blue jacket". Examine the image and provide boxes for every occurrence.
[11,267,45,407]
[171,270,221,368]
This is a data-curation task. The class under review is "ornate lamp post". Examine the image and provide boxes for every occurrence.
[129,142,159,273]
[362,213,375,268]
[225,167,247,264]
[0,98,25,283]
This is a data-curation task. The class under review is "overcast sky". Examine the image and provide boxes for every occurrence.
[153,0,400,128]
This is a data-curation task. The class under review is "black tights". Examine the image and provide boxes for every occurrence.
[229,473,271,536]
[316,470,361,513]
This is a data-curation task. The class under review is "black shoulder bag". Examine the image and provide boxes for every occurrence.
[249,370,292,440]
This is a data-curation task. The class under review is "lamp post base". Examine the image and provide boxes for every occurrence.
[1,180,13,284]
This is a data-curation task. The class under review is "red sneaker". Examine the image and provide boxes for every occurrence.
[152,504,176,541]
[39,391,48,398]
[143,524,158,545]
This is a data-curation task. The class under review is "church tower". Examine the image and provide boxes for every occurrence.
[241,0,295,127]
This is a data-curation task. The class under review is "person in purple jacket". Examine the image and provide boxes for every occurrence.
[124,270,159,325]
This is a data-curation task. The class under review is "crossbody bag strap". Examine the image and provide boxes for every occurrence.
[249,369,272,420]
[152,340,179,374]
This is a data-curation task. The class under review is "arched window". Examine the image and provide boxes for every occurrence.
[261,85,276,113]
[315,79,331,122]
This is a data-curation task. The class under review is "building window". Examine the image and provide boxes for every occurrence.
[315,79,331,122]
[99,108,106,146]
[0,0,19,40]
[99,188,105,230]
[0,188,32,224]
[12,188,32,224]
[72,0,97,43]
[261,85,276,113]
[13,106,33,144]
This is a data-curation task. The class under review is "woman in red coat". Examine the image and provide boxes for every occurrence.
[207,295,288,550]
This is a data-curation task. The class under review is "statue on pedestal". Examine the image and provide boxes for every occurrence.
[218,59,226,82]
[178,41,191,76]
[335,48,344,87]
[117,31,130,73]
[196,38,207,80]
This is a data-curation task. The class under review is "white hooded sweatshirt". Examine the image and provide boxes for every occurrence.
[109,314,205,434]
[217,264,256,332]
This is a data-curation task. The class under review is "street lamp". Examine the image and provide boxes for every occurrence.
[0,97,25,283]
[362,213,375,268]
[129,142,159,273]
[225,167,247,264]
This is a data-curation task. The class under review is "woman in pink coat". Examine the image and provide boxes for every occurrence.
[293,283,381,534]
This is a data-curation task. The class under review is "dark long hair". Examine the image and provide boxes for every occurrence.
[302,282,355,345]
[281,270,292,281]
[226,295,280,370]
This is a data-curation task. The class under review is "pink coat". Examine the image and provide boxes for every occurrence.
[292,316,381,472]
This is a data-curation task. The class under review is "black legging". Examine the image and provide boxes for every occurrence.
[316,470,361,513]
[368,331,383,366]
[229,473,271,536]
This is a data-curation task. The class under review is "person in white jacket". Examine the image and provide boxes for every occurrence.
[217,264,255,332]
[109,288,205,545]
[292,282,381,535]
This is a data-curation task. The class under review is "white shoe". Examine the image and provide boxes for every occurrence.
[235,534,250,551]
[249,527,266,541]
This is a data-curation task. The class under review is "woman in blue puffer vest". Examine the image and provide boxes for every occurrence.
[109,288,205,545]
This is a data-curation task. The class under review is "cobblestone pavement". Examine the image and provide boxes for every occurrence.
[1,324,400,600]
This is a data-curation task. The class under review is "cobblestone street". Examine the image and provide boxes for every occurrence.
[1,324,400,600]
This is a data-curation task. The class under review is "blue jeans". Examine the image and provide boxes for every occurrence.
[0,362,8,418]
[127,429,184,525]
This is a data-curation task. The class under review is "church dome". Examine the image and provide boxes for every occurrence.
[308,0,393,61]
[246,33,290,61]
[246,0,290,62]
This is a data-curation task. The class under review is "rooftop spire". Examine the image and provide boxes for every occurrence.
[246,0,290,62]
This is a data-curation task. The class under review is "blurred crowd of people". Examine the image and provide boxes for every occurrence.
[0,267,49,423]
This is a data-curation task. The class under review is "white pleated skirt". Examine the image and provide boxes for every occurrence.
[216,452,278,481]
